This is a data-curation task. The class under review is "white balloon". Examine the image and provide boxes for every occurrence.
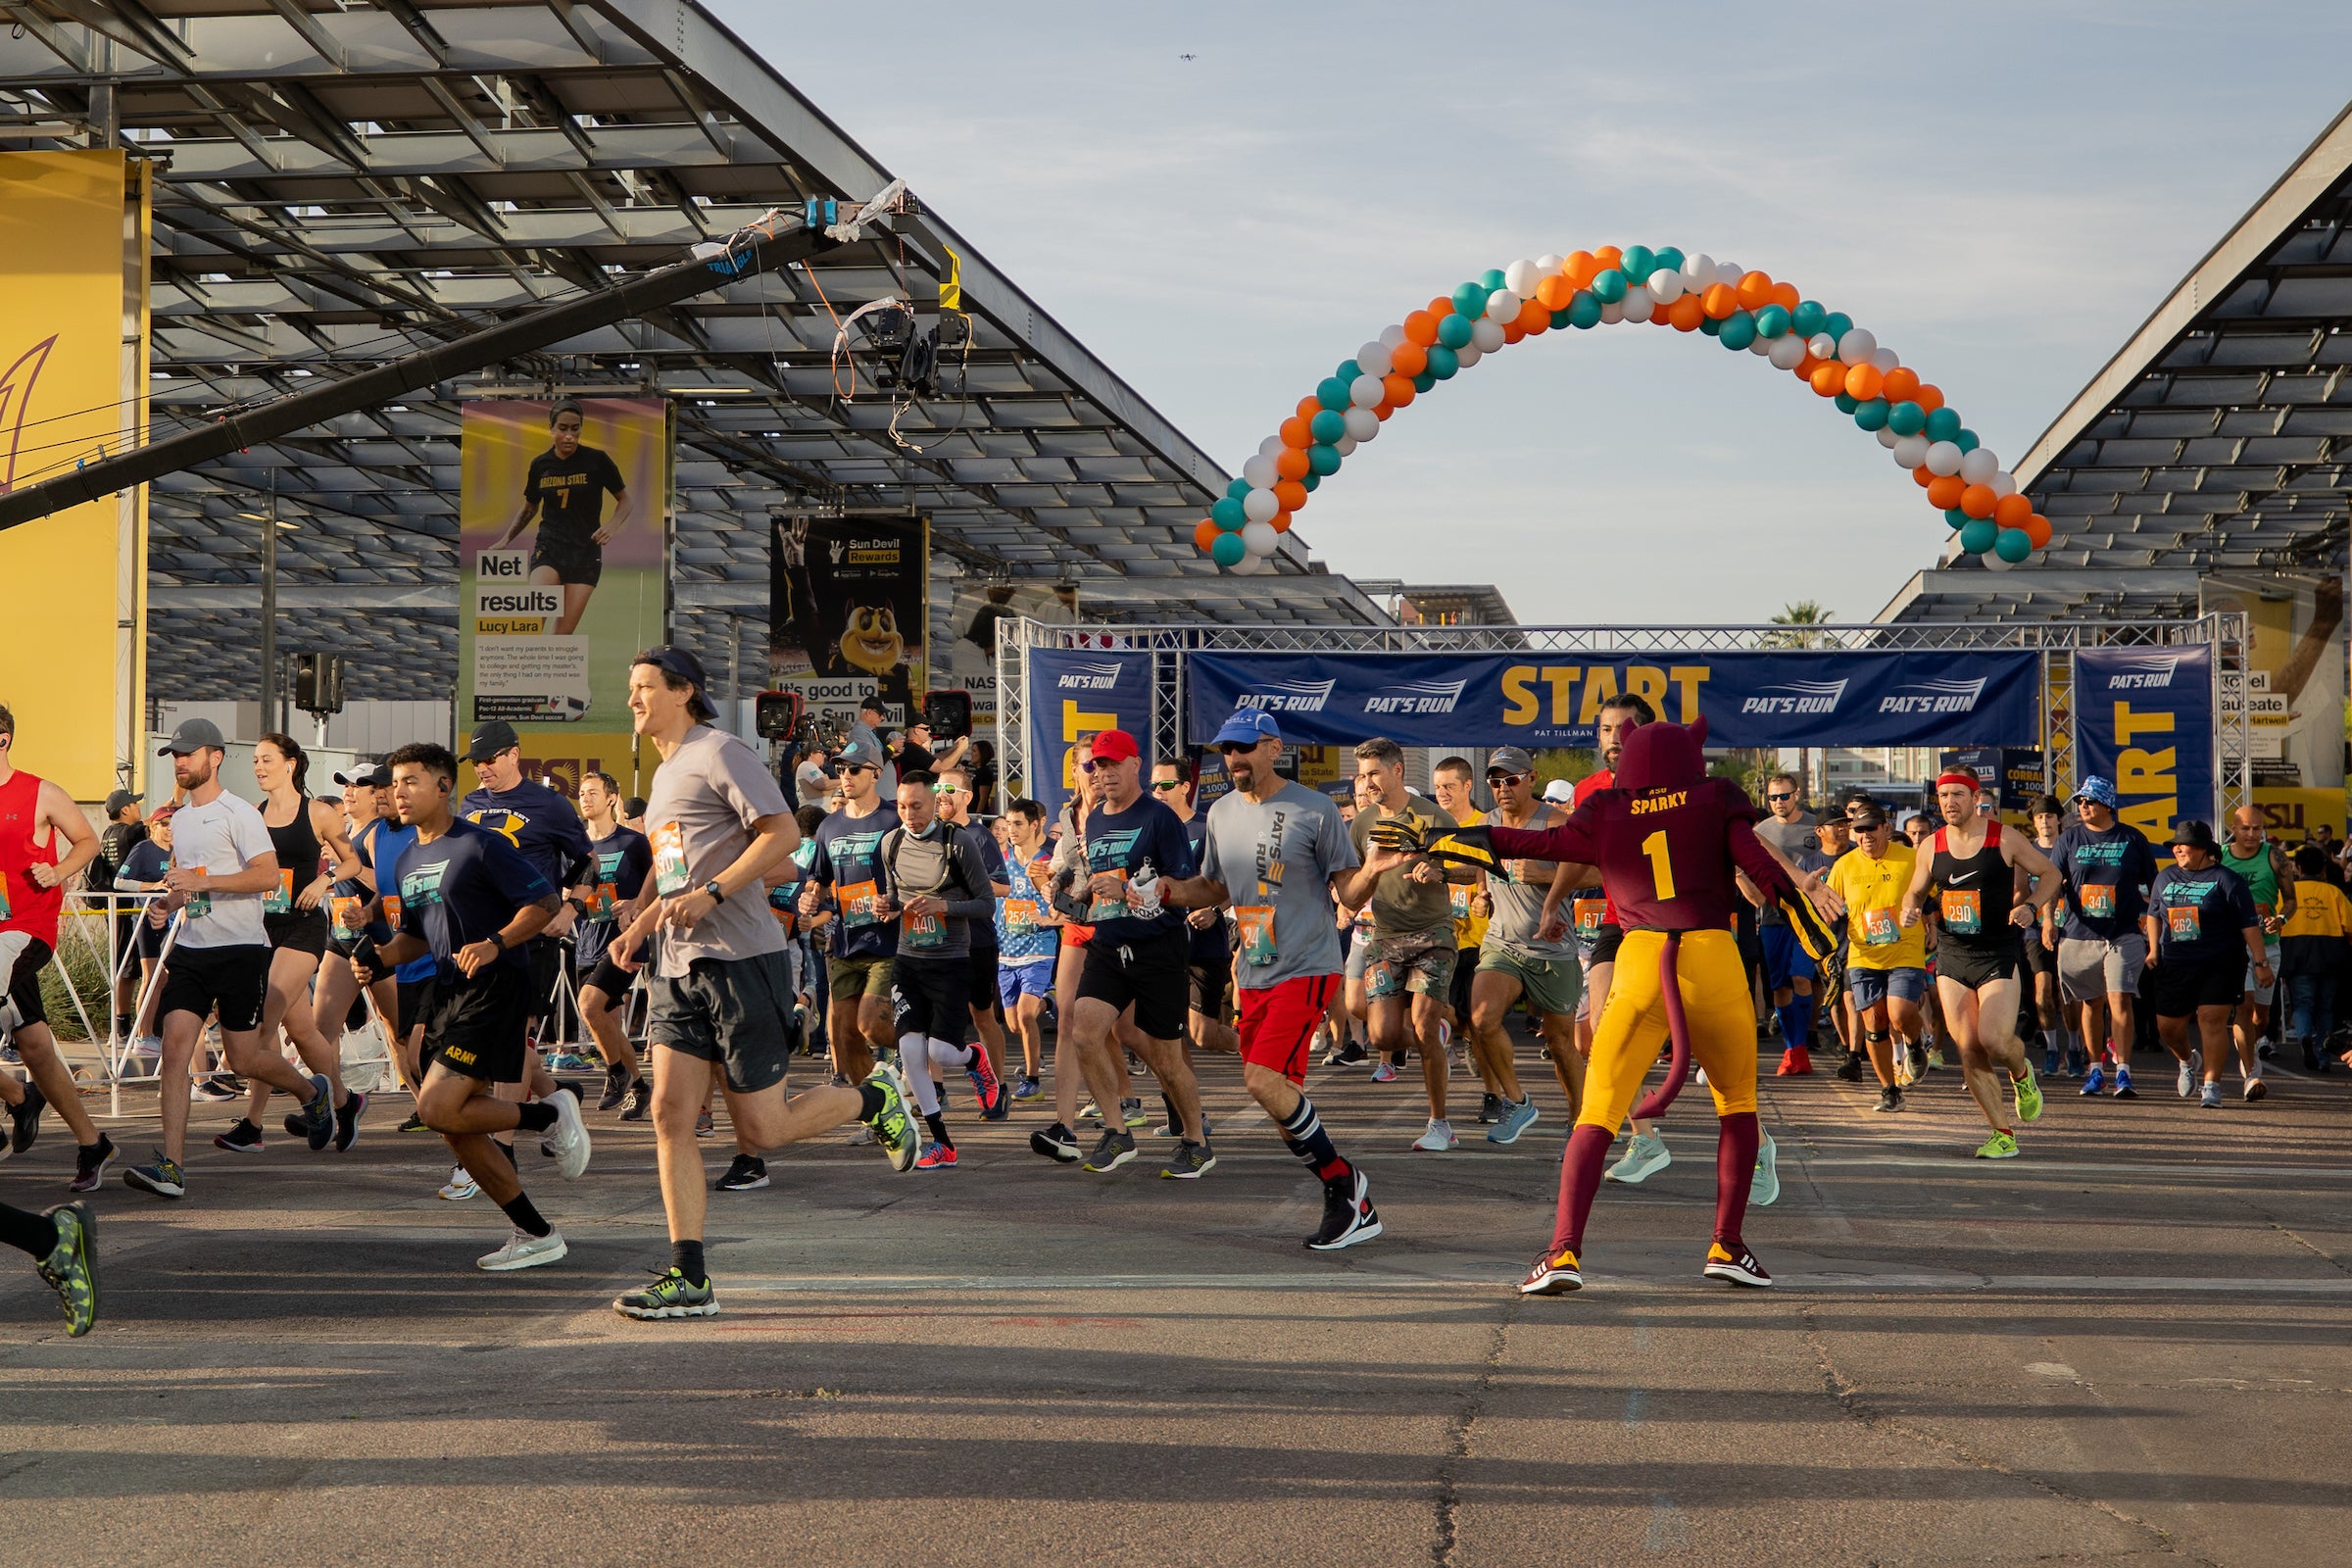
[1988,469,2017,499]
[1454,341,1484,367]
[1837,327,1877,365]
[1484,288,1522,321]
[1683,254,1714,289]
[1807,332,1838,360]
[1870,346,1899,373]
[1925,440,1965,477]
[1646,269,1686,304]
[1598,300,1626,324]
[1241,519,1279,558]
[1242,486,1280,523]
[1230,552,1267,575]
[1241,454,1277,489]
[1893,434,1931,467]
[1343,406,1380,441]
[1256,435,1286,461]
[1714,261,1743,288]
[1981,551,2014,573]
[1750,335,1775,355]
[1504,259,1543,297]
[1620,284,1653,319]
[1536,253,1565,274]
[1470,318,1505,352]
[1356,341,1394,377]
[1379,323,1407,349]
[1349,373,1385,409]
[1876,424,1902,449]
[1333,434,1358,457]
[1958,447,2000,485]
[1768,334,1810,369]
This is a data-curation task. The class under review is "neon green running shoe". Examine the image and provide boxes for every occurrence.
[1973,1131,2020,1160]
[612,1266,719,1320]
[2013,1065,2043,1124]
[35,1202,97,1337]
[861,1063,920,1172]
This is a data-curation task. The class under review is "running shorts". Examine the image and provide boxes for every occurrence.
[395,975,436,1042]
[4,937,50,1030]
[1846,964,1929,1010]
[891,953,971,1044]
[581,956,634,1005]
[2151,952,2245,1017]
[422,964,530,1083]
[1588,922,1625,969]
[1076,928,1188,1041]
[1362,928,1456,1002]
[528,532,604,588]
[158,944,270,1033]
[649,950,796,1094]
[1936,940,2023,991]
[2058,933,2147,1004]
[2022,930,2058,978]
[1475,945,1582,1018]
[2246,939,2281,1006]
[523,935,564,1025]
[1189,957,1233,1019]
[828,952,897,1006]
[1759,923,1817,989]
[966,942,1002,1017]
[998,958,1053,1011]
[1237,972,1340,1085]
[264,908,329,959]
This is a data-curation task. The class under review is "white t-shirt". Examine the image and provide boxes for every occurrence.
[169,791,274,950]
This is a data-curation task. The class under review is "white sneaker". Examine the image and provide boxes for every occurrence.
[1411,1118,1457,1152]
[2179,1051,2199,1098]
[1750,1134,1780,1207]
[1607,1131,1672,1185]
[546,1090,591,1180]
[1437,1020,1456,1074]
[477,1228,567,1271]
[438,1164,479,1200]
[2199,1082,2222,1108]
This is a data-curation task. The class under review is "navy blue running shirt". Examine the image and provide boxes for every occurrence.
[391,819,556,983]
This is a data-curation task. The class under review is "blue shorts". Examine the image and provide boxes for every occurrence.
[1759,923,1817,989]
[998,959,1054,1010]
[1847,965,1928,1010]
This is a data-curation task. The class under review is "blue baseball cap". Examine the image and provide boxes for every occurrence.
[2072,776,2119,808]
[1210,709,1282,748]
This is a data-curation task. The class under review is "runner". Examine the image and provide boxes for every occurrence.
[1799,813,1859,1078]
[570,769,652,1116]
[130,718,335,1199]
[1032,735,1144,1153]
[933,763,1015,1099]
[458,720,591,1064]
[1826,801,1928,1112]
[287,764,401,1146]
[798,735,901,1093]
[605,648,916,1318]
[0,1199,95,1336]
[2143,820,2271,1108]
[1153,758,1241,1062]
[91,788,145,1040]
[2278,844,2351,1073]
[352,741,591,1269]
[2048,777,2159,1099]
[1429,756,1494,1114]
[2220,806,2292,1079]
[995,798,1058,1098]
[2024,795,2073,1074]
[1466,747,1576,1141]
[1159,709,1379,1247]
[0,701,116,1191]
[490,398,634,637]
[1753,772,1819,1076]
[1899,771,2056,1158]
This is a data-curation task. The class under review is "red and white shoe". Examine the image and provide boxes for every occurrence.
[1520,1245,1583,1296]
[1702,1241,1772,1288]
[1776,1047,1813,1076]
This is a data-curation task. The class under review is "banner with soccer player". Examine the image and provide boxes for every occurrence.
[457,396,669,796]
[768,514,930,732]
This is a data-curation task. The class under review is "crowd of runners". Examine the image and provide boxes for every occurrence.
[0,657,2343,1335]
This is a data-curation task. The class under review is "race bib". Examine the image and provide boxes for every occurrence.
[1004,898,1039,936]
[2167,903,2202,943]
[2080,883,2117,921]
[584,881,619,917]
[381,893,403,930]
[263,868,295,915]
[329,895,368,942]
[1086,868,1132,923]
[1573,897,1607,935]
[838,878,882,927]
[1450,884,1473,919]
[1939,888,1982,936]
[1237,905,1277,966]
[650,822,690,896]
[903,907,946,950]
[183,864,212,919]
[1861,906,1899,947]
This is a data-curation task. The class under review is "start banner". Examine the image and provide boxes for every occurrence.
[1025,648,1152,822]
[1185,650,2042,749]
[2072,646,2217,842]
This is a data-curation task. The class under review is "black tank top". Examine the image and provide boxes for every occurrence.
[1928,820,2017,951]
[267,793,323,920]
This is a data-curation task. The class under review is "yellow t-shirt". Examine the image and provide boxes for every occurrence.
[2278,878,2352,942]
[1448,807,1489,949]
[1829,843,1927,971]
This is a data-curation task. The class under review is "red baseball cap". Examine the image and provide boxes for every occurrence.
[1088,728,1141,763]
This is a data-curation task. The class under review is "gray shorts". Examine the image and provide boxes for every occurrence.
[2246,939,2281,1006]
[2058,933,2147,1005]
[647,949,795,1095]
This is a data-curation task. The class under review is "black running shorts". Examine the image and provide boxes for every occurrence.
[2150,952,2243,1017]
[158,944,270,1033]
[1937,940,2022,991]
[581,956,634,1006]
[1076,928,1189,1042]
[529,532,604,588]
[648,950,795,1095]
[423,965,531,1083]
[265,908,329,959]
[5,937,50,1030]
[892,953,971,1044]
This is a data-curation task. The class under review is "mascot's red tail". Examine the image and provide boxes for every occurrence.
[1633,931,1692,1122]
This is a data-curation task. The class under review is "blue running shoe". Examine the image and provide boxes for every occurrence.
[2078,1063,2105,1097]
[1486,1095,1540,1146]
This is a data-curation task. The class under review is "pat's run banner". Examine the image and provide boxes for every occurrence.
[2073,646,2217,841]
[1025,648,1152,822]
[1185,650,2042,749]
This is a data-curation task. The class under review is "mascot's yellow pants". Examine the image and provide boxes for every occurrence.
[1579,927,1757,1130]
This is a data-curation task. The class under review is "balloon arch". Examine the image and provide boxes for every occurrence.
[1195,245,2048,574]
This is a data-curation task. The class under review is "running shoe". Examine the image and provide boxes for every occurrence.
[1926,1049,1947,1071]
[477,1229,567,1271]
[1029,1121,1081,1163]
[282,1112,311,1139]
[1160,1141,1216,1180]
[613,1266,719,1320]
[1078,1100,1101,1120]
[1702,1242,1773,1287]
[1836,1053,1864,1083]
[294,1072,331,1152]
[191,1075,243,1102]
[2112,1066,2136,1100]
[2078,1063,2105,1096]
[214,1118,265,1154]
[2013,1066,2043,1124]
[2244,1076,2268,1102]
[1893,1054,1915,1089]
[333,1091,368,1152]
[1477,1092,1501,1125]
[2180,1050,2200,1098]
[438,1164,479,1200]
[1370,1060,1398,1084]
[861,1064,920,1172]
[1776,1047,1814,1076]
[620,1079,653,1121]
[9,1080,44,1155]
[714,1154,769,1191]
[694,1107,714,1138]
[1750,1135,1780,1206]
[912,1141,957,1171]
[1605,1131,1670,1183]
[35,1202,97,1336]
[1082,1129,1137,1172]
[2257,1040,2276,1061]
[1488,1096,1540,1146]
[69,1134,115,1194]
[547,1088,592,1179]
[122,1152,185,1200]
[1118,1097,1146,1128]
[398,1110,431,1134]
[1411,1118,1458,1152]
[1873,1086,1904,1113]
[2200,1081,2222,1108]
[597,1065,629,1111]
[1520,1244,1581,1295]
[1969,1129,2018,1158]
[1322,1040,1369,1068]
[1306,1167,1381,1251]
[967,1053,1008,1121]
[1011,1073,1042,1101]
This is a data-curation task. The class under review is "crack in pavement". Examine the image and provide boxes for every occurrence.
[1430,1290,1519,1567]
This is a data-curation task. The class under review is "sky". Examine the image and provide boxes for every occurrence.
[710,1,2352,627]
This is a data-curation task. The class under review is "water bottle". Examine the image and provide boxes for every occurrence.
[1132,858,1162,917]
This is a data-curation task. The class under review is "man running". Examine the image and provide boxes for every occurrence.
[1159,709,1379,1247]
[1153,758,1241,1062]
[798,735,900,1091]
[610,648,917,1318]
[934,764,1015,1096]
[2048,777,2158,1099]
[1900,771,2056,1157]
[1430,755,1495,1113]
[354,742,591,1269]
[1753,772,1820,1076]
[2220,806,2291,1081]
[2024,795,2073,1074]
[1827,801,1928,1112]
[1467,747,1576,1141]
[2144,820,2270,1108]
[1800,813,1859,1078]
[459,720,590,1062]
[996,798,1057,1097]
[571,769,652,1116]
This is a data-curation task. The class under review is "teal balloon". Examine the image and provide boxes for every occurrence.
[1436,312,1475,350]
[1958,518,1999,555]
[1210,497,1246,530]
[1411,370,1437,393]
[1943,507,1972,528]
[1300,470,1321,492]
[1425,344,1460,378]
[1993,527,2033,563]
[1336,360,1362,383]
[1822,311,1853,341]
[1923,407,1962,442]
[1887,401,1927,437]
[1315,377,1351,412]
[1452,281,1490,318]
[1753,304,1791,339]
[1719,312,1757,350]
[1955,428,1980,454]
[1567,292,1602,329]
[1652,246,1686,274]
[1549,308,1575,330]
[1834,391,1858,414]
[1209,531,1247,567]
[1620,245,1656,283]
[1790,301,1827,339]
[1480,269,1506,291]
[1853,398,1889,431]
[1226,477,1252,501]
[1589,268,1628,304]
[1306,444,1342,476]
[1308,409,1348,444]
[1698,314,1723,337]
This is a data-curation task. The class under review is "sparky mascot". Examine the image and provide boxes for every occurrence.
[1395,716,1834,1295]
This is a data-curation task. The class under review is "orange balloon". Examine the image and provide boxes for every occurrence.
[1279,416,1312,449]
[1382,373,1417,408]
[1650,302,1675,326]
[1429,296,1455,319]
[1516,296,1550,332]
[1564,250,1598,288]
[1668,294,1705,331]
[1809,361,1847,397]
[1913,465,1937,489]
[1959,483,1997,518]
[1882,367,1921,403]
[1912,382,1944,414]
[1844,364,1885,402]
[1374,402,1394,421]
[1991,492,2033,528]
[1501,321,1525,344]
[1273,478,1307,512]
[1594,245,1623,270]
[1927,474,1968,511]
[1271,511,1294,533]
[1536,273,1577,311]
[1391,342,1429,376]
[1736,270,1774,311]
[1193,519,1219,551]
[1701,282,1740,320]
[1769,281,1800,312]
[1295,396,1322,422]
[2023,514,2052,549]
[1794,353,1821,379]
[1274,446,1308,480]
[1402,311,1440,347]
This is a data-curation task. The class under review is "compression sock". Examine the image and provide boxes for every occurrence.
[1554,1124,1614,1253]
[513,1102,559,1134]
[1788,994,1815,1046]
[923,1110,952,1151]
[496,1190,552,1239]
[1275,1096,1350,1186]
[1713,1111,1761,1250]
[899,1035,942,1113]
[0,1201,59,1260]
[672,1239,707,1286]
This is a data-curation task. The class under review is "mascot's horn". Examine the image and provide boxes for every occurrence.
[1632,931,1693,1122]
[1688,713,1707,748]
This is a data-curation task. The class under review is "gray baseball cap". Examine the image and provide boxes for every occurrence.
[157,716,227,756]
[1487,746,1536,776]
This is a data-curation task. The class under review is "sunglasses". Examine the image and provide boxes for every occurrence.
[1487,771,1530,787]
[839,763,876,776]
[1217,742,1260,758]
[1079,757,1129,773]
[932,783,964,795]
[1151,779,1186,792]
[1767,792,1796,802]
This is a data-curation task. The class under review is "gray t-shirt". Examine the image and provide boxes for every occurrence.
[1753,811,1815,927]
[168,790,274,950]
[643,725,791,978]
[1480,805,1576,961]
[878,823,994,961]
[1200,781,1359,990]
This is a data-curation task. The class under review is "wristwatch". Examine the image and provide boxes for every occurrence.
[490,929,508,952]
[703,879,726,905]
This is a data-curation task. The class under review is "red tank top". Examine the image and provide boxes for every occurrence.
[0,768,65,947]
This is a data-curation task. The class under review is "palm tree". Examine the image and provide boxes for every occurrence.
[1765,601,1834,804]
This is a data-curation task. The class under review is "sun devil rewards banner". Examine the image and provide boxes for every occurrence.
[459,397,669,796]
[770,514,930,731]
[1185,651,2043,749]
[2073,646,2217,842]
[1025,648,1152,822]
